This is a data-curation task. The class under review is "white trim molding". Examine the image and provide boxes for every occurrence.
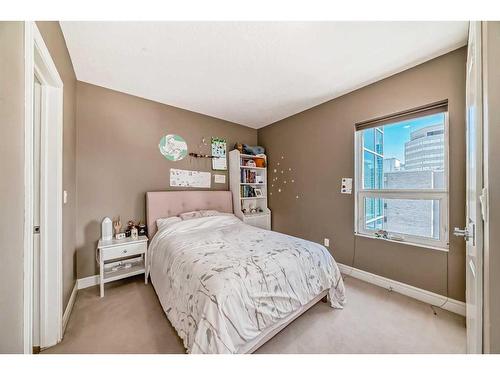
[77,275,100,290]
[62,282,78,335]
[23,20,35,355]
[24,21,64,353]
[338,263,466,316]
[353,112,450,252]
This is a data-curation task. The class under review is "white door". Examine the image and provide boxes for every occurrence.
[24,22,64,354]
[32,74,42,350]
[456,21,484,354]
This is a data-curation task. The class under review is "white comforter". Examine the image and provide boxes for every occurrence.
[148,215,346,354]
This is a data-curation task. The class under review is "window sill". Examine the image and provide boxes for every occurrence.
[354,233,449,252]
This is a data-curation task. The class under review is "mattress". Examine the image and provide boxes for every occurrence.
[148,214,346,354]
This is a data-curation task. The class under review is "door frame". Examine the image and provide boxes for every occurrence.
[23,21,64,354]
[464,21,486,354]
[481,21,494,354]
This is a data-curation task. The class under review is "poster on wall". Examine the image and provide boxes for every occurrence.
[170,168,211,188]
[159,134,188,161]
[211,137,227,170]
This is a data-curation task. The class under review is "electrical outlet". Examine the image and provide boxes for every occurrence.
[324,238,330,247]
[341,177,352,194]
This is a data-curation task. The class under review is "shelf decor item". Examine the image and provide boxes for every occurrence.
[138,222,147,236]
[255,157,266,168]
[234,143,244,153]
[101,217,113,241]
[115,232,126,240]
[131,227,139,240]
[125,220,135,238]
[242,144,265,156]
[229,149,271,230]
[113,217,122,237]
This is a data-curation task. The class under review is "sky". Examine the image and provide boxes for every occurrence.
[381,113,445,163]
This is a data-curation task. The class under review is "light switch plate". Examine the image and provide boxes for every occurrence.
[324,238,330,247]
[63,190,68,204]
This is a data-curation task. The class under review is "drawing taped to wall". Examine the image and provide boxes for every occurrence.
[170,168,211,188]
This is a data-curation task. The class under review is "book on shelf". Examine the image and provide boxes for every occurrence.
[241,169,257,183]
[240,185,256,198]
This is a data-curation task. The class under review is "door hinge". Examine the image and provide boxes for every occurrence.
[479,187,488,222]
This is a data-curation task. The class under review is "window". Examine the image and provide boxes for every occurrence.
[355,108,449,250]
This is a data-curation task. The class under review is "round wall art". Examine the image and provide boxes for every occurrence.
[159,134,188,161]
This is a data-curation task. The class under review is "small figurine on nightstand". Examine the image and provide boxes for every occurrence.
[126,220,139,239]
[131,226,138,240]
[127,220,139,240]
[125,220,134,237]
[113,217,124,239]
[137,221,147,236]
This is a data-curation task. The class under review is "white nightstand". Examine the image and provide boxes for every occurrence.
[96,235,148,297]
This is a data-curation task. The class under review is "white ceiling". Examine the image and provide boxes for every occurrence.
[60,22,468,129]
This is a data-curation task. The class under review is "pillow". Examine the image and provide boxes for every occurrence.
[201,210,235,218]
[179,211,203,220]
[200,210,221,217]
[156,216,182,232]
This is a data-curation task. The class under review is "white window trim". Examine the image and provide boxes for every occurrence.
[354,112,450,251]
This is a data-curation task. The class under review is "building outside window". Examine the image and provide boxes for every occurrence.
[355,106,449,250]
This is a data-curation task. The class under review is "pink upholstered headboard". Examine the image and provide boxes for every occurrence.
[146,191,233,238]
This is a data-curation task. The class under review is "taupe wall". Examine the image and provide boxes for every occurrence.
[76,82,257,278]
[0,21,26,354]
[483,21,500,354]
[36,21,78,309]
[258,47,467,301]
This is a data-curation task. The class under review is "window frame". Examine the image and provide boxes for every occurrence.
[354,112,450,251]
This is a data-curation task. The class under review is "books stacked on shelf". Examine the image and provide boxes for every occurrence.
[241,169,257,183]
[241,185,256,198]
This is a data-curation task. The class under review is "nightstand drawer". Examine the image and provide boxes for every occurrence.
[102,242,146,261]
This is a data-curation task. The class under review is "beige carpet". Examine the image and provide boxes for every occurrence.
[43,275,466,354]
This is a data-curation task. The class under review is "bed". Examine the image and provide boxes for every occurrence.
[146,191,346,354]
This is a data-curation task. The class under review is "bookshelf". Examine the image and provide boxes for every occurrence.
[229,149,271,230]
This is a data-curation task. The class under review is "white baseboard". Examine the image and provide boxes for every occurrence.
[77,275,99,290]
[62,282,78,335]
[338,263,466,317]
